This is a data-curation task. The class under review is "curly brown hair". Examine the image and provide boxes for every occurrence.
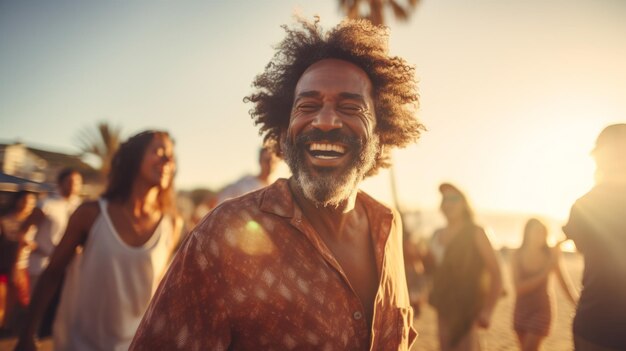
[245,17,424,175]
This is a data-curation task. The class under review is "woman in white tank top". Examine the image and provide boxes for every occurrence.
[16,130,182,351]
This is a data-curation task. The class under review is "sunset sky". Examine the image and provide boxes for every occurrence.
[2,0,625,224]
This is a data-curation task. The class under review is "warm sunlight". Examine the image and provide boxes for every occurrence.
[504,98,603,220]
[559,239,577,253]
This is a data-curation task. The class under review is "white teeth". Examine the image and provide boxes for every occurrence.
[309,143,346,154]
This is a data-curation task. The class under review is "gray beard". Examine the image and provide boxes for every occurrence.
[282,135,379,208]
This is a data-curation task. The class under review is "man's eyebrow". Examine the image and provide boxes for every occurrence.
[295,91,321,99]
[294,91,367,104]
[338,92,366,102]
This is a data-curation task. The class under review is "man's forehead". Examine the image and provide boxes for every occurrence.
[295,59,373,97]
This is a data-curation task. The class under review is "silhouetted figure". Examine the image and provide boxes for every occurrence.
[428,183,503,351]
[15,130,182,351]
[563,123,626,351]
[130,18,424,350]
[512,218,578,351]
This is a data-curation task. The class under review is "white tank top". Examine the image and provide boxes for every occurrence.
[53,198,174,351]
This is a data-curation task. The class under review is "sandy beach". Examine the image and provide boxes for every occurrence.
[411,252,583,351]
[1,252,583,351]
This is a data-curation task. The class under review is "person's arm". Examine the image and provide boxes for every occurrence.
[474,227,503,329]
[511,250,553,296]
[552,248,579,305]
[562,203,589,254]
[14,202,99,351]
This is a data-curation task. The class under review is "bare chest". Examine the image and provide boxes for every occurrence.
[314,219,379,327]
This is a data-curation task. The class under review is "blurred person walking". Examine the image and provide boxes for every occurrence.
[563,124,626,351]
[24,169,83,338]
[428,183,503,351]
[20,169,83,339]
[15,130,182,351]
[0,191,38,332]
[215,146,280,204]
[511,218,578,351]
[27,168,83,292]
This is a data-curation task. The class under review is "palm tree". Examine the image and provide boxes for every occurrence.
[339,0,420,26]
[76,121,122,177]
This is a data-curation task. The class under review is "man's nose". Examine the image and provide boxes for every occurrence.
[311,106,342,132]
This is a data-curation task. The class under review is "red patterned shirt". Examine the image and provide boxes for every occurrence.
[130,178,417,350]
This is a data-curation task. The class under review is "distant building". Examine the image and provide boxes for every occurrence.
[0,142,103,198]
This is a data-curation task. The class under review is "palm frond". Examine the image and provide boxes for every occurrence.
[75,121,122,176]
[389,0,409,21]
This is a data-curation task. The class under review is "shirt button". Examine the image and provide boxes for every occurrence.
[353,311,363,320]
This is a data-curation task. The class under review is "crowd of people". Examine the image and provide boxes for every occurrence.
[0,18,624,351]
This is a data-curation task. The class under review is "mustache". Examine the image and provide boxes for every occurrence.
[294,129,361,149]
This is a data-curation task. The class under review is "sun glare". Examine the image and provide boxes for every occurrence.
[503,99,603,220]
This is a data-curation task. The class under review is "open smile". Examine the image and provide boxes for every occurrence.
[308,142,346,158]
[305,141,350,166]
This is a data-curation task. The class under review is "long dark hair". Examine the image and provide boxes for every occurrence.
[103,130,176,215]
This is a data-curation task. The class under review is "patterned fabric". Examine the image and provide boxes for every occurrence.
[130,178,416,351]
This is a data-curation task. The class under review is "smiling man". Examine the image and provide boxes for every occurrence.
[131,18,423,351]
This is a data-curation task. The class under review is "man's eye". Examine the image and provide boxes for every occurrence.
[340,105,362,113]
[297,104,318,112]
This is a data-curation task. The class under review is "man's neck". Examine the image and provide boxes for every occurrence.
[288,177,360,240]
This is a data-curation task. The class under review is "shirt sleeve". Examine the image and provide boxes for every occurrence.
[129,227,232,351]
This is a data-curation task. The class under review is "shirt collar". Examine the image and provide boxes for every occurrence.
[258,178,295,218]
[258,178,393,217]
